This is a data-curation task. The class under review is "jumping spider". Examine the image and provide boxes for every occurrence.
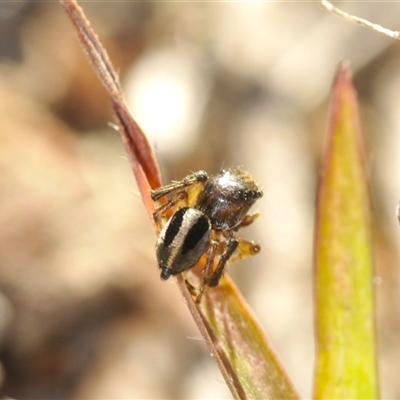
[151,168,263,297]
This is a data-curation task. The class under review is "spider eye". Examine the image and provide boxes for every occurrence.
[156,208,211,280]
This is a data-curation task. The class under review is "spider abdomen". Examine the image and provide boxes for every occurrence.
[156,207,211,280]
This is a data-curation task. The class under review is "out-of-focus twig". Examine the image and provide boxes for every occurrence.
[321,0,400,40]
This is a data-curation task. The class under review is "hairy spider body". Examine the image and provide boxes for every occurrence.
[151,168,262,292]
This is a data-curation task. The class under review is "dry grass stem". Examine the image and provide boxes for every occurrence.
[321,0,400,40]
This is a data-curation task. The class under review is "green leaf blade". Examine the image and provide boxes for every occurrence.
[313,63,378,399]
[198,276,300,400]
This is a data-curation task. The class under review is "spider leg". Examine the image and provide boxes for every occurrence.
[206,236,239,288]
[151,171,208,201]
[152,191,188,231]
[236,211,260,229]
[186,239,218,303]
[202,239,219,281]
[152,171,208,230]
[191,235,260,302]
[198,236,260,299]
[228,238,260,264]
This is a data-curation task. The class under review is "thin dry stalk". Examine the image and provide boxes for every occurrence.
[321,0,400,40]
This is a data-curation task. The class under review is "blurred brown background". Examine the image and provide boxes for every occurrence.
[0,1,399,398]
